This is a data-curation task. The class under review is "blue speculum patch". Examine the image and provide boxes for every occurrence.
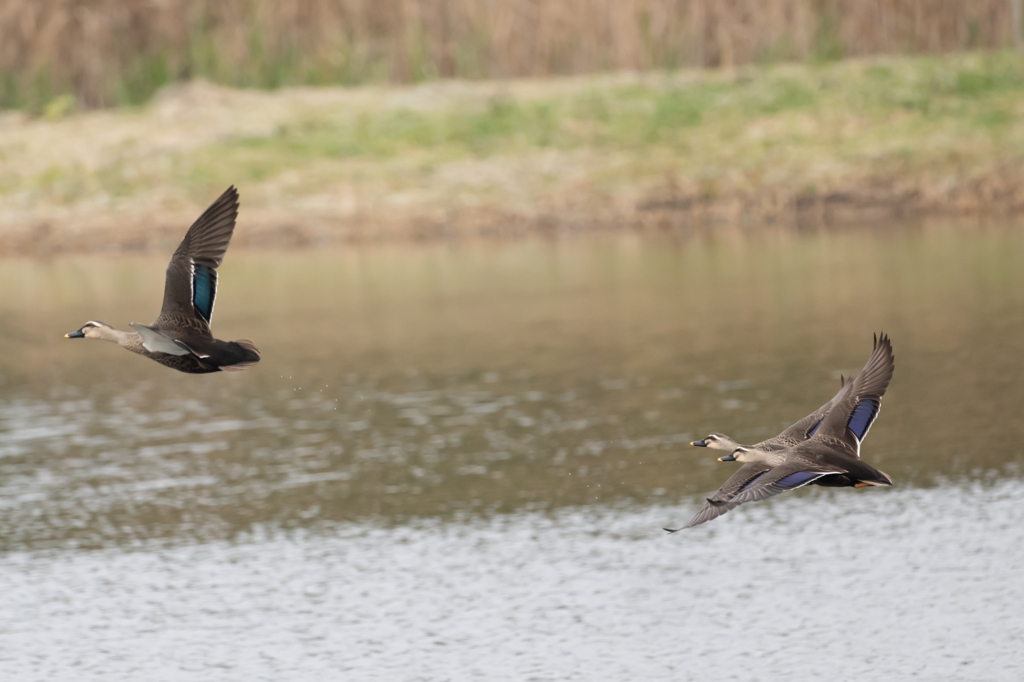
[193,264,216,322]
[806,416,824,437]
[737,471,766,492]
[847,398,880,440]
[775,471,821,489]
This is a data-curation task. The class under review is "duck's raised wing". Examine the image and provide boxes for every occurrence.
[156,186,239,330]
[665,462,771,531]
[769,375,848,447]
[810,333,895,457]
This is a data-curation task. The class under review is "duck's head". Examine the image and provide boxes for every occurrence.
[65,320,115,340]
[690,433,738,451]
[718,446,758,463]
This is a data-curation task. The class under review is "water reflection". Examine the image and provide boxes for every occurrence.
[2,224,1024,550]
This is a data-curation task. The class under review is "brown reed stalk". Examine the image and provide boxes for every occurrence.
[0,0,1018,110]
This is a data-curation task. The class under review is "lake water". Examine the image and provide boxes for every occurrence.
[1,223,1023,680]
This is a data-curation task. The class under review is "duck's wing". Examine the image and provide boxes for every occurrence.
[155,186,239,332]
[728,460,845,506]
[664,463,772,531]
[128,322,191,356]
[768,376,847,447]
[810,333,895,457]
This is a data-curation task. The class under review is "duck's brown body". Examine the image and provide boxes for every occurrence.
[120,332,260,374]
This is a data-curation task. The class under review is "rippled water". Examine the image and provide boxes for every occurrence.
[2,224,1023,679]
[4,485,1022,681]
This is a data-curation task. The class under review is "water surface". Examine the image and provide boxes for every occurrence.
[4,483,1023,681]
[1,223,1022,679]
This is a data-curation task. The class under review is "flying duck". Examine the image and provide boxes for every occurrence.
[65,186,260,374]
[667,333,894,530]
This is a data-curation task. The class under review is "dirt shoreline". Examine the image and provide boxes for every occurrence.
[4,169,1023,257]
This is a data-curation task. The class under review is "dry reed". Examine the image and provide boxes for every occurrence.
[1,0,1020,109]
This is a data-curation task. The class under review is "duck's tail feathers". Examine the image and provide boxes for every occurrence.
[221,338,261,372]
[871,469,894,486]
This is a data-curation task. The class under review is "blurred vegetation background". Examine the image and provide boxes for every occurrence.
[3,1,1024,253]
[2,0,1022,111]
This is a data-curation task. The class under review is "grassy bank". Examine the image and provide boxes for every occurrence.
[3,51,1024,254]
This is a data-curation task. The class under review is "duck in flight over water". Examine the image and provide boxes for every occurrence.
[666,333,895,531]
[65,186,260,374]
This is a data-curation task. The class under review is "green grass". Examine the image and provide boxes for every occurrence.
[173,52,1024,191]
[214,52,1021,158]
[5,51,1024,226]
[218,77,817,161]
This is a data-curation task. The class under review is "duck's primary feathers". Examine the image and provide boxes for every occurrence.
[667,333,895,531]
[65,186,260,374]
